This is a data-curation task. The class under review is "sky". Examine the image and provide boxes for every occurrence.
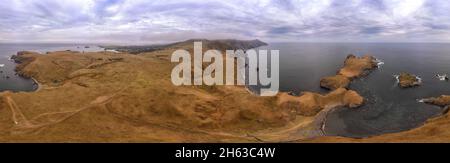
[0,0,449,44]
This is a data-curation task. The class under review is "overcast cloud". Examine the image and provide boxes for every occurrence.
[0,0,449,44]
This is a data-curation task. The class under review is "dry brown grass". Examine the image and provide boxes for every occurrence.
[320,54,377,90]
[0,49,297,142]
[3,45,447,143]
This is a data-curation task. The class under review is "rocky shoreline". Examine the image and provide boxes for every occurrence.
[0,40,302,142]
[102,39,268,54]
[318,54,382,136]
[320,54,380,90]
[395,73,422,88]
[277,54,379,115]
[10,51,38,78]
[419,95,450,107]
[10,51,43,92]
[308,94,450,142]
[4,40,450,142]
[277,88,363,117]
[274,54,380,139]
[1,40,381,142]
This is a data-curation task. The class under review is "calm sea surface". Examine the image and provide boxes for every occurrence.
[255,43,450,138]
[2,42,450,137]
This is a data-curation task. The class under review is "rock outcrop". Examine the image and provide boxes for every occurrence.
[320,54,379,90]
[277,88,364,117]
[420,95,450,107]
[11,51,125,86]
[103,39,268,54]
[1,41,299,142]
[320,75,351,90]
[304,95,450,143]
[396,73,421,88]
[11,51,36,64]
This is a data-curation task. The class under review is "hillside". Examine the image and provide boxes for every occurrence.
[102,39,268,54]
[2,39,443,143]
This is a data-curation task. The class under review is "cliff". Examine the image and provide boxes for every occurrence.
[277,88,363,117]
[320,54,379,90]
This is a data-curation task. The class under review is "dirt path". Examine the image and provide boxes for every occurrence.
[5,96,31,126]
[3,90,123,134]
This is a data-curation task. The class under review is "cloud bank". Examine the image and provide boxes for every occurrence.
[1,0,449,44]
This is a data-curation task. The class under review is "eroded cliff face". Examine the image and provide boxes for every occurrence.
[320,55,378,90]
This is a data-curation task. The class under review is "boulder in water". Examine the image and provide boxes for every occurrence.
[436,74,449,81]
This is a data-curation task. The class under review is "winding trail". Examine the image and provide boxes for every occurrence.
[5,96,31,126]
[3,89,124,134]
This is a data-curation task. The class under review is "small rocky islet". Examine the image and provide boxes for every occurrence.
[395,72,422,88]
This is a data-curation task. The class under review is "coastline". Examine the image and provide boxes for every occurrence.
[8,52,41,93]
[2,41,450,143]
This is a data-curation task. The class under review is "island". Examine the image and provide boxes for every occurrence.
[396,73,422,88]
[3,39,446,143]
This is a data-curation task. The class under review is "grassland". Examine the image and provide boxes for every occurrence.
[2,40,446,142]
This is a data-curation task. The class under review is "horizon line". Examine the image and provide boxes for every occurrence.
[1,40,450,46]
